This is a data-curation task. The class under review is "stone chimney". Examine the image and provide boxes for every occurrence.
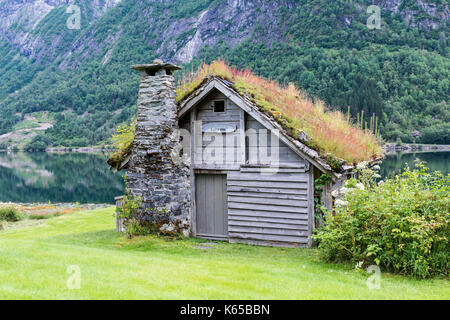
[127,59,191,235]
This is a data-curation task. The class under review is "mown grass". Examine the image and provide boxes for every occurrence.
[0,208,448,300]
[177,60,382,164]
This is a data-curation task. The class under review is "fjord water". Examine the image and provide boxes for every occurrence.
[380,151,449,179]
[0,152,124,204]
[0,151,448,204]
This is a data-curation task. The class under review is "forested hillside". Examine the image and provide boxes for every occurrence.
[0,0,448,148]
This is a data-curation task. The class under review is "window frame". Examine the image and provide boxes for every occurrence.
[212,100,226,113]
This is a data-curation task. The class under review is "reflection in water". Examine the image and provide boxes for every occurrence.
[380,151,449,179]
[0,152,124,204]
[0,151,447,204]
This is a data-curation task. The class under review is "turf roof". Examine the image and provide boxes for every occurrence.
[176,60,382,167]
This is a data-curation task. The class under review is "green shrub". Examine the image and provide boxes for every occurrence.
[116,194,142,219]
[26,134,52,151]
[0,207,22,222]
[117,195,151,238]
[124,218,154,237]
[28,212,62,220]
[313,162,449,278]
[28,214,48,220]
[117,194,185,238]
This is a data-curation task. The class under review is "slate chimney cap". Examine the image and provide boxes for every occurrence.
[131,60,182,72]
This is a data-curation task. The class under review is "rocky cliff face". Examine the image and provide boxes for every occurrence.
[57,0,292,69]
[379,0,450,30]
[0,0,121,63]
[157,0,295,64]
[0,0,447,67]
[0,0,293,67]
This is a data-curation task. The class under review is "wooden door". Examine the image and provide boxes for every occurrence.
[195,174,228,239]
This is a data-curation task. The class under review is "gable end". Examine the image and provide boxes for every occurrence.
[178,77,336,176]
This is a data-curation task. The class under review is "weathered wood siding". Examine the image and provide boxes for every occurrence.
[189,89,315,247]
[227,166,313,247]
[194,90,243,168]
[246,115,303,166]
[179,114,191,161]
[115,196,125,233]
[195,174,228,239]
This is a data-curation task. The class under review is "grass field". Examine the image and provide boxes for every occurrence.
[0,207,448,299]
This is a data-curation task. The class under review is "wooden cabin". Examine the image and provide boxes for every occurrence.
[113,61,359,248]
[177,77,353,247]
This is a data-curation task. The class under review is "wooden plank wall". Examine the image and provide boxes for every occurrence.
[195,90,242,167]
[246,115,302,166]
[195,174,228,238]
[227,167,312,247]
[115,196,125,233]
[188,89,314,247]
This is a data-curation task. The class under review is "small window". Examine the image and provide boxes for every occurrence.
[213,100,225,113]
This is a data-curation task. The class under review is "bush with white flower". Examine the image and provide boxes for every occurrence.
[313,161,449,278]
[330,162,380,201]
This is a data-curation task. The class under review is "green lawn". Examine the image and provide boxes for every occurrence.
[0,208,448,299]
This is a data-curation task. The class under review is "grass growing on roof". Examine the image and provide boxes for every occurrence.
[177,60,382,164]
[108,121,136,170]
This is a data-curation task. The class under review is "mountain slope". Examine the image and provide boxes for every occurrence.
[0,0,448,148]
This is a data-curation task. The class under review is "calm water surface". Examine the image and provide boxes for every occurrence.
[380,151,449,178]
[0,151,448,204]
[0,152,124,204]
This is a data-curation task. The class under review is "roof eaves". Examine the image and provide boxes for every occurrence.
[178,76,354,177]
[212,77,339,175]
[178,75,215,108]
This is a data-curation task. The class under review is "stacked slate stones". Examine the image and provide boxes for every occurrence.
[126,60,191,236]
